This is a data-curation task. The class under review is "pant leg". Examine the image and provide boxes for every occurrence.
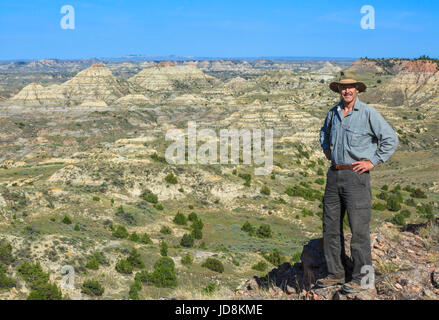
[322,167,346,278]
[341,170,372,282]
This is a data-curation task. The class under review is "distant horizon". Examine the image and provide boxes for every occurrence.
[1,55,438,63]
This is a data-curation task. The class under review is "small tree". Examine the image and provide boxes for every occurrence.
[115,259,133,274]
[127,248,145,269]
[181,254,193,266]
[256,224,272,238]
[173,212,187,225]
[62,216,72,225]
[81,280,104,296]
[112,225,129,239]
[180,234,194,248]
[140,233,153,244]
[165,173,178,184]
[129,232,140,242]
[201,258,224,273]
[160,241,168,257]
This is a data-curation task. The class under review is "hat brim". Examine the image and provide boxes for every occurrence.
[329,81,367,93]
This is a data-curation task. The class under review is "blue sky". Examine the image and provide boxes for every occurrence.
[0,0,438,60]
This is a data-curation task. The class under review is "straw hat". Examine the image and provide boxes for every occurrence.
[329,71,367,93]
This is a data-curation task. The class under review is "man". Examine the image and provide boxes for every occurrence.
[317,72,398,293]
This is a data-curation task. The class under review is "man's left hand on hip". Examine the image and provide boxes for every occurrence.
[352,160,375,174]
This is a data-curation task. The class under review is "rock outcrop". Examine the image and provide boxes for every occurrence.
[238,221,439,300]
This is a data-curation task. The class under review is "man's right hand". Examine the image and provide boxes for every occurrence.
[323,149,331,161]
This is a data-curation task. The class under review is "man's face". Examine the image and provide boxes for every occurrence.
[339,84,358,104]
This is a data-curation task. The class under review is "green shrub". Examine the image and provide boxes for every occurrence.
[391,213,406,226]
[81,280,104,296]
[290,251,302,263]
[17,261,49,289]
[256,224,272,238]
[160,226,172,235]
[115,206,136,225]
[141,257,178,288]
[165,173,178,184]
[181,254,193,266]
[112,225,129,239]
[74,224,80,231]
[85,256,100,270]
[251,261,268,272]
[129,232,140,242]
[142,189,158,204]
[180,234,194,248]
[140,233,153,244]
[173,212,187,225]
[0,270,16,289]
[201,258,224,273]
[372,202,387,211]
[202,282,218,295]
[27,282,63,300]
[92,196,100,201]
[0,241,14,265]
[314,178,325,185]
[150,152,167,163]
[62,215,72,225]
[377,191,388,200]
[317,168,324,176]
[400,209,411,218]
[405,198,416,207]
[264,249,286,266]
[160,241,168,257]
[301,208,314,217]
[18,261,62,300]
[241,221,255,235]
[115,259,133,274]
[381,185,389,191]
[260,185,271,196]
[128,280,142,300]
[188,212,198,222]
[411,188,427,199]
[285,185,318,201]
[191,228,203,240]
[238,173,252,185]
[127,248,145,269]
[386,198,401,212]
[417,203,434,220]
[153,203,163,210]
[192,218,204,231]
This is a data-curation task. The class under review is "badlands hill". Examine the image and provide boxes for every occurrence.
[8,64,132,107]
[7,63,219,107]
[129,62,218,92]
[358,58,439,106]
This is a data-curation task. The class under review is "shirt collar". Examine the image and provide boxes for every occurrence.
[338,97,361,111]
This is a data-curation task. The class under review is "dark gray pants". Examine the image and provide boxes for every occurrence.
[323,167,372,282]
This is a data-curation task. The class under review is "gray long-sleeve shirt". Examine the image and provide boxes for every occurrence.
[319,98,398,166]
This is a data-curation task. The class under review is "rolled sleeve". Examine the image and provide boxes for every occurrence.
[368,108,399,166]
[320,111,333,151]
